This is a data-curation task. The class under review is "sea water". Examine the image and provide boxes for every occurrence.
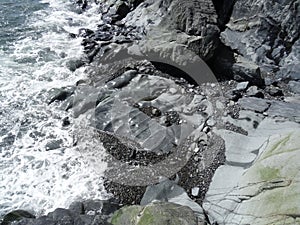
[0,0,108,217]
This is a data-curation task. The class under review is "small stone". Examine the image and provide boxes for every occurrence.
[235,81,249,91]
[62,117,71,127]
[191,187,200,197]
[247,86,264,98]
[266,85,284,97]
[207,118,216,127]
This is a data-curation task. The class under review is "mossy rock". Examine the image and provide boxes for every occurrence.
[110,202,201,225]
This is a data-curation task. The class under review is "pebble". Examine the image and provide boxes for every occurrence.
[191,187,200,196]
[235,81,249,91]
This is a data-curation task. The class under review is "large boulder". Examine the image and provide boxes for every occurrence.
[124,0,220,61]
[110,202,203,225]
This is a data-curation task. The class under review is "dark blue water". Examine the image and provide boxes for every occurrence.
[0,0,108,217]
[0,0,46,50]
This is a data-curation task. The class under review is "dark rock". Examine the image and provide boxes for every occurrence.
[68,199,122,219]
[1,210,35,225]
[166,0,220,60]
[114,2,130,22]
[62,117,71,127]
[78,28,94,38]
[265,85,284,97]
[14,200,117,225]
[47,208,74,224]
[221,0,300,79]
[232,56,264,86]
[246,86,264,98]
[76,0,88,10]
[225,90,242,102]
[48,87,75,104]
[211,0,235,28]
[65,59,85,72]
[164,111,180,127]
[68,33,77,39]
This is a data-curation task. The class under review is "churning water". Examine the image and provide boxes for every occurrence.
[0,0,108,217]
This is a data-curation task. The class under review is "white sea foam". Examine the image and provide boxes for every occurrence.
[0,0,109,217]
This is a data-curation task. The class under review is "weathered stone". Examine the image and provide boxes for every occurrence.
[203,119,300,225]
[232,56,264,85]
[110,202,202,225]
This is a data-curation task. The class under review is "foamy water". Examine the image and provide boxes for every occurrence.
[0,0,109,216]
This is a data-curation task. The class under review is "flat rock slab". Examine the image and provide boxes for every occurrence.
[203,118,300,225]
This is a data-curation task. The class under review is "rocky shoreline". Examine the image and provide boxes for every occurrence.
[2,0,300,224]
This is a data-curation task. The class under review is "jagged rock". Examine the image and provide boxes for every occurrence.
[221,0,300,79]
[265,85,284,97]
[114,1,130,22]
[232,55,264,85]
[124,0,220,61]
[13,199,121,225]
[110,202,204,225]
[203,118,300,225]
[211,0,235,28]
